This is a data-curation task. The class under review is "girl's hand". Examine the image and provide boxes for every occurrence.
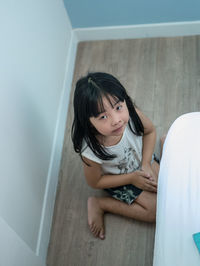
[141,162,156,182]
[132,170,157,192]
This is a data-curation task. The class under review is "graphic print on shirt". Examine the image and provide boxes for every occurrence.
[117,147,141,174]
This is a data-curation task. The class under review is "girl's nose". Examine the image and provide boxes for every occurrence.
[111,114,121,126]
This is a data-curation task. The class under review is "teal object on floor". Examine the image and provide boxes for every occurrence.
[193,232,200,253]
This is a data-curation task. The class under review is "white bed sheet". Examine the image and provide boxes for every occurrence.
[153,112,200,266]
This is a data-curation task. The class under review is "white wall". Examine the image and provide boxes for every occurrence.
[0,0,76,261]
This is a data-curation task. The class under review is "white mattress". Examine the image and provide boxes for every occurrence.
[153,113,200,266]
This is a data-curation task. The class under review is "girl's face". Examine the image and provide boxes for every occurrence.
[89,96,129,140]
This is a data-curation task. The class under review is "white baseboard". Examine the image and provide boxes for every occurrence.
[36,31,78,260]
[74,20,200,42]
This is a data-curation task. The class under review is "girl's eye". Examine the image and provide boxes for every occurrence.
[116,105,122,111]
[100,115,107,120]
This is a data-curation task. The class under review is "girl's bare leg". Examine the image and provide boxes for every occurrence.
[88,190,156,239]
[87,137,166,239]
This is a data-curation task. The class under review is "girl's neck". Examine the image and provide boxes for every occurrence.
[97,133,123,147]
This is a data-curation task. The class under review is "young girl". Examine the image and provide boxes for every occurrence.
[72,72,160,240]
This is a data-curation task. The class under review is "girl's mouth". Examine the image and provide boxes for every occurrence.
[112,125,124,133]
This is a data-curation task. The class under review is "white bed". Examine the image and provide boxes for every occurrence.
[153,113,200,266]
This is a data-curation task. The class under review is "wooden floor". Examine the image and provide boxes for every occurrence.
[47,36,200,266]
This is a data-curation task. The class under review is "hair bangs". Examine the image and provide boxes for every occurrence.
[85,75,127,118]
[88,91,123,118]
[88,94,105,118]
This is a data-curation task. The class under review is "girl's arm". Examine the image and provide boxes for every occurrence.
[135,108,156,177]
[83,156,157,192]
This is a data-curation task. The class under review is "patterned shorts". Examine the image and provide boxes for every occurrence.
[104,154,160,205]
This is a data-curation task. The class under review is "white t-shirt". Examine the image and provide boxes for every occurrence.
[82,120,143,175]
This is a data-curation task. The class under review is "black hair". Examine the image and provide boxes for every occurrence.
[71,72,144,163]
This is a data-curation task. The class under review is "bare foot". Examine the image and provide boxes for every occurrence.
[87,197,105,240]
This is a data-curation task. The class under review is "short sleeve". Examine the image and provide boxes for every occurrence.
[81,142,102,164]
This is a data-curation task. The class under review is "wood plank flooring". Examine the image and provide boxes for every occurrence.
[47,36,200,266]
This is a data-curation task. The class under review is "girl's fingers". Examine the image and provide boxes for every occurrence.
[139,171,151,179]
[146,184,157,192]
[145,181,157,192]
[146,179,157,187]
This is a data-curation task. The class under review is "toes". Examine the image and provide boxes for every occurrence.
[89,223,97,234]
[99,228,105,240]
[89,223,99,238]
[92,227,99,238]
[89,222,105,239]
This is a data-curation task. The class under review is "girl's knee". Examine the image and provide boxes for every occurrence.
[147,207,156,223]
[145,196,157,222]
[135,191,157,222]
